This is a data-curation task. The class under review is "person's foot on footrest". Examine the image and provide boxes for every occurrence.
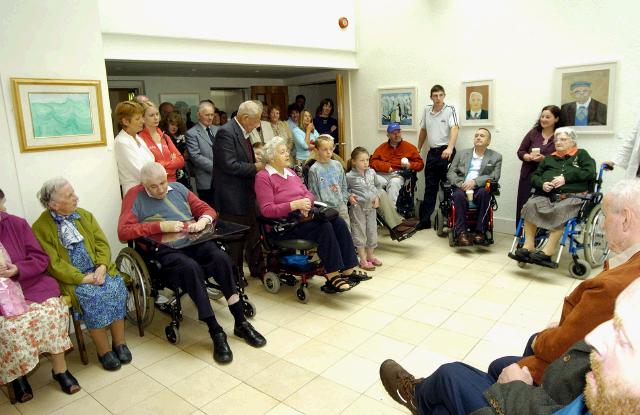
[473,232,485,244]
[514,247,531,258]
[530,250,552,263]
[457,232,472,246]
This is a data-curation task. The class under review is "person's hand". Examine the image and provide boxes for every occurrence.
[551,175,565,188]
[532,153,545,162]
[542,182,554,192]
[461,180,476,191]
[0,263,18,278]
[401,157,410,168]
[306,122,315,133]
[160,221,184,233]
[441,146,454,160]
[388,166,394,173]
[372,197,380,209]
[349,195,358,206]
[188,218,208,233]
[93,265,107,285]
[81,273,97,285]
[290,198,312,212]
[497,363,533,385]
[255,162,265,171]
[523,153,532,162]
[604,160,614,168]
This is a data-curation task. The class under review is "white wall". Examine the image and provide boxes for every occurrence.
[350,0,640,231]
[0,0,122,254]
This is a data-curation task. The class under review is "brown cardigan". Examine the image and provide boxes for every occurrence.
[519,251,640,384]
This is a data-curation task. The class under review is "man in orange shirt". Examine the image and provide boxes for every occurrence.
[370,123,424,205]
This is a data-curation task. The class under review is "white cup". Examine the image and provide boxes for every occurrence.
[466,190,474,201]
[401,157,409,167]
[531,147,540,155]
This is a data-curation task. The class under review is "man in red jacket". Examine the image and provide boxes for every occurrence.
[118,162,266,365]
[370,123,424,205]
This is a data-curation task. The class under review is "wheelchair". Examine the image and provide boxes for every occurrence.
[395,168,418,219]
[115,222,257,344]
[433,180,500,247]
[507,164,612,279]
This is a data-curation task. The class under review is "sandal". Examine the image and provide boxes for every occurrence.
[52,370,81,395]
[368,257,383,266]
[9,376,33,404]
[322,275,352,293]
[344,270,372,282]
[359,259,376,271]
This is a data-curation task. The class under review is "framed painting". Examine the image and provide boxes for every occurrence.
[11,78,107,152]
[159,93,200,121]
[554,61,616,134]
[378,87,417,130]
[460,80,494,126]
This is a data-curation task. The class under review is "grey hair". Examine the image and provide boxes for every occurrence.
[554,126,577,144]
[606,178,640,218]
[469,91,483,100]
[37,177,70,208]
[262,136,288,165]
[237,101,262,119]
[140,162,167,184]
[197,101,214,114]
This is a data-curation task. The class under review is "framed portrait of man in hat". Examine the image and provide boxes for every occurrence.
[555,61,617,134]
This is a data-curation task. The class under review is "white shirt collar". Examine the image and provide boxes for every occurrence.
[234,117,249,138]
[145,185,174,199]
[199,122,211,131]
[577,98,591,109]
[265,164,294,179]
[472,149,484,159]
[608,242,640,270]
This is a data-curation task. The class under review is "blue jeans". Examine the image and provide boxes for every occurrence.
[487,333,537,381]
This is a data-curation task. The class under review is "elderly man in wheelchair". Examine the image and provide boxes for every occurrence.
[511,127,598,272]
[444,127,502,246]
[117,162,266,364]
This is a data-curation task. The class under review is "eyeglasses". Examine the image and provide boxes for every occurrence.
[573,89,591,95]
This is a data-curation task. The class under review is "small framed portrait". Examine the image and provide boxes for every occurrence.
[554,61,616,134]
[11,78,107,152]
[378,87,417,130]
[460,80,494,126]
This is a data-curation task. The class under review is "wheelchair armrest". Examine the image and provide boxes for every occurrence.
[257,215,298,233]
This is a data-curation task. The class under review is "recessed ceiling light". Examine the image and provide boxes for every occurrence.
[192,68,197,72]
[254,70,260,73]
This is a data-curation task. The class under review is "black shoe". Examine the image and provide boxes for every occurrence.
[112,344,132,364]
[10,376,33,403]
[530,250,552,263]
[212,331,233,364]
[514,248,530,258]
[52,370,81,395]
[415,220,431,231]
[234,321,266,348]
[97,351,121,371]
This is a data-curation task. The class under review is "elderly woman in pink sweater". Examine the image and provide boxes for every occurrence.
[254,136,370,293]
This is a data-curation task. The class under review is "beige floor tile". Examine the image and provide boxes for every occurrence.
[463,339,524,372]
[257,303,311,326]
[483,322,534,348]
[441,312,496,338]
[0,388,8,405]
[265,403,304,415]
[322,353,379,393]
[420,289,469,310]
[309,297,362,321]
[0,402,21,415]
[362,275,402,293]
[472,285,522,305]
[11,382,87,415]
[421,263,465,278]
[419,328,479,360]
[119,389,196,415]
[364,380,414,413]
[402,302,453,326]
[379,316,435,345]
[406,272,450,289]
[316,322,374,351]
[342,395,406,414]
[367,293,418,316]
[458,297,510,320]
[377,267,418,282]
[143,350,208,387]
[344,307,397,331]
[284,376,359,415]
[465,259,507,274]
[387,283,433,301]
[171,365,240,408]
[438,278,483,296]
[286,312,339,338]
[73,359,139,393]
[353,333,414,363]
[452,269,495,284]
[215,339,280,382]
[247,359,316,401]
[201,383,278,415]
[260,327,310,358]
[92,372,165,413]
[394,258,435,272]
[129,336,181,369]
[399,347,454,379]
[283,338,347,374]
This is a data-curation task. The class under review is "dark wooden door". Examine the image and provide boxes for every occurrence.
[250,86,289,120]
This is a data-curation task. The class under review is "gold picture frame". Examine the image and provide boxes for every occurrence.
[11,78,107,152]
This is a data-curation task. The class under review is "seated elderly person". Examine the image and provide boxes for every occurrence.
[254,137,370,293]
[370,122,424,205]
[446,128,502,245]
[0,189,80,403]
[32,179,131,372]
[515,127,596,263]
[118,162,266,364]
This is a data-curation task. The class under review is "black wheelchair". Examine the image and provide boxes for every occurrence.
[507,164,612,279]
[433,180,500,247]
[115,221,256,344]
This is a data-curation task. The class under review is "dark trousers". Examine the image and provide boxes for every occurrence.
[415,362,494,415]
[487,333,537,381]
[271,217,358,274]
[156,241,236,321]
[420,146,456,223]
[452,187,491,236]
[219,211,264,277]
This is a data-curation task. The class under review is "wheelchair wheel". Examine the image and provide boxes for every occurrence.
[569,259,591,280]
[165,323,180,344]
[434,208,446,237]
[517,261,527,269]
[582,204,609,267]
[116,247,155,327]
[296,286,309,304]
[263,272,281,294]
[243,299,257,318]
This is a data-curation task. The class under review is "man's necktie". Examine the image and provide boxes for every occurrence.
[576,106,588,126]
[206,126,214,141]
[245,137,255,163]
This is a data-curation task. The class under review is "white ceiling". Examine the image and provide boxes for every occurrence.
[105,60,333,79]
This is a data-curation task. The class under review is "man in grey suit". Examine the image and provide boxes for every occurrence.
[186,101,219,205]
[212,101,264,278]
[446,127,501,245]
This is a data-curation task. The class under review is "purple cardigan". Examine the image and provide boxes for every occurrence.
[0,212,60,303]
[255,167,315,218]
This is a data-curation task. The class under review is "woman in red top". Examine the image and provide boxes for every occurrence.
[139,101,185,182]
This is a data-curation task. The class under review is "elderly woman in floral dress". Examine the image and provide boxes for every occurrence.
[0,188,80,403]
[32,178,132,372]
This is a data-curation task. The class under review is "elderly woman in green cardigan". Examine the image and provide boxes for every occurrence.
[32,178,131,371]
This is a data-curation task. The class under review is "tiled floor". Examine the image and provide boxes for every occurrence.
[1,228,591,414]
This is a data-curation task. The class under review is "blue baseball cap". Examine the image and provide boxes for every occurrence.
[570,81,592,90]
[387,122,401,133]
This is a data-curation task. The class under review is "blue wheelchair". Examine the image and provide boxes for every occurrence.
[508,164,612,279]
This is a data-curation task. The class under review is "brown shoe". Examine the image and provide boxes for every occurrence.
[380,359,421,415]
[402,218,419,227]
[457,232,472,246]
[473,232,485,244]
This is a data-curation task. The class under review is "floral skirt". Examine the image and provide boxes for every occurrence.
[0,297,72,384]
[74,274,127,329]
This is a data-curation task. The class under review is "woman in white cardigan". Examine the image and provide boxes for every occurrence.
[606,116,640,178]
[113,101,154,194]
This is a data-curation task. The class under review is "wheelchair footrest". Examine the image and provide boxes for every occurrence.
[508,253,558,269]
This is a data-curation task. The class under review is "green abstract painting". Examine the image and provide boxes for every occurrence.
[29,93,94,138]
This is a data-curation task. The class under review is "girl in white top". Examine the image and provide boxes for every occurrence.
[113,101,154,194]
